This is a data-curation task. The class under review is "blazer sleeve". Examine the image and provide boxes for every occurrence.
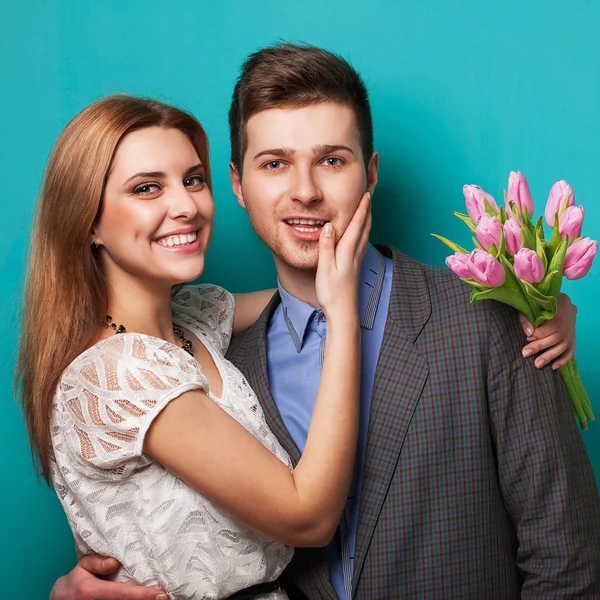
[486,302,600,598]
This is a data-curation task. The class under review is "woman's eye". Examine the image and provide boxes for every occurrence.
[322,157,343,167]
[185,175,205,188]
[133,183,160,196]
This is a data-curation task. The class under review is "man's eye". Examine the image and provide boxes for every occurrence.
[322,157,343,167]
[185,175,205,188]
[265,160,284,170]
[133,183,160,195]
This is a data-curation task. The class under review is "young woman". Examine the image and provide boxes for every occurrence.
[20,95,578,600]
[18,95,370,599]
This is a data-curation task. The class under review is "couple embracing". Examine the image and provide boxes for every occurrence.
[19,42,600,600]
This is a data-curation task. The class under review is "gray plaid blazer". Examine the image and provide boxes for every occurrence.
[226,245,600,599]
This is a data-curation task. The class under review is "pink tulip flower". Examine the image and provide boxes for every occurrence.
[558,206,584,241]
[475,213,502,251]
[545,180,575,227]
[446,253,472,278]
[464,184,499,225]
[503,217,523,256]
[467,249,505,287]
[506,171,534,219]
[563,237,598,280]
[514,248,545,284]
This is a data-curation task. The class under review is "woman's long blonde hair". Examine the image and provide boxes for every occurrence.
[17,95,211,481]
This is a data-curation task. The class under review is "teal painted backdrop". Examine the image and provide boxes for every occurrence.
[2,0,599,596]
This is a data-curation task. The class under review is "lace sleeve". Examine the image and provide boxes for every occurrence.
[58,334,208,479]
[173,284,236,355]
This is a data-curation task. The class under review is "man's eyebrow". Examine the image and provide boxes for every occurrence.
[253,145,355,161]
[122,163,203,186]
[253,147,296,161]
[313,144,355,155]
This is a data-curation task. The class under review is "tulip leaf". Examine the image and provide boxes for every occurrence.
[508,200,522,220]
[453,211,477,233]
[431,234,469,254]
[499,255,540,323]
[472,237,483,251]
[521,280,557,314]
[548,237,568,274]
[538,270,563,298]
[499,206,508,224]
[535,216,545,242]
[535,230,548,271]
[494,227,506,260]
[521,222,536,251]
[469,286,537,323]
[547,212,562,260]
[484,198,498,216]
[460,278,487,291]
[534,310,556,328]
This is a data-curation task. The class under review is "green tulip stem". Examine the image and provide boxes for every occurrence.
[572,358,594,420]
[558,361,589,430]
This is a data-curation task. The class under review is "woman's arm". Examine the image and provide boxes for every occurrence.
[520,293,577,369]
[145,193,371,548]
[232,290,276,334]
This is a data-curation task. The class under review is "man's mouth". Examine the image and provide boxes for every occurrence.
[284,219,327,233]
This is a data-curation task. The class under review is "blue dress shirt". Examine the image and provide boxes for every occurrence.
[266,244,393,600]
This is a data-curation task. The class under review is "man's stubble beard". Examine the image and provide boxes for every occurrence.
[245,206,320,272]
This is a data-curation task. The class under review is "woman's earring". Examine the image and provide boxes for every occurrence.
[91,242,99,251]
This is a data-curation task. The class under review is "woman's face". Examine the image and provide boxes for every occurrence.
[94,126,214,290]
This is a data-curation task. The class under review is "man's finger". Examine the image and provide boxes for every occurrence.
[535,341,569,369]
[518,312,534,337]
[522,332,562,357]
[85,581,167,600]
[78,554,120,575]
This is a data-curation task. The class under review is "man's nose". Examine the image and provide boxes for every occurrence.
[289,168,322,205]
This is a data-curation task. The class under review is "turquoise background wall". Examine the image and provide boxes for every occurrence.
[2,0,599,596]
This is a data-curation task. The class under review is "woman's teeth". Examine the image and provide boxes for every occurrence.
[286,219,326,233]
[156,232,198,248]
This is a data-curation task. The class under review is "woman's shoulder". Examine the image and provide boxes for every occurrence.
[172,283,234,314]
[61,332,207,396]
[172,284,236,355]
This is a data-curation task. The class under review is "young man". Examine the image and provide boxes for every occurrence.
[50,44,598,599]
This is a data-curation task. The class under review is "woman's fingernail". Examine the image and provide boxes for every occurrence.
[156,594,169,600]
[552,363,560,370]
[522,349,533,358]
[323,223,333,237]
[535,358,546,369]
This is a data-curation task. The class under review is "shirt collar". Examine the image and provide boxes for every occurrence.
[278,244,387,353]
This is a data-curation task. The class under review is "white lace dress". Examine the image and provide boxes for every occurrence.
[50,284,293,600]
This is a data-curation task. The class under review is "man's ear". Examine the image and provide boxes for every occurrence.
[367,151,379,195]
[229,163,246,209]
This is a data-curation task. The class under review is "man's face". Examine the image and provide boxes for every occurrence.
[230,102,377,273]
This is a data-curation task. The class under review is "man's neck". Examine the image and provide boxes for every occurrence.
[273,256,319,308]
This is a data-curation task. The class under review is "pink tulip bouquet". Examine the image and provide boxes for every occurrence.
[434,172,597,429]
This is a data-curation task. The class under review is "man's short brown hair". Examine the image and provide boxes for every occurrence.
[229,42,374,173]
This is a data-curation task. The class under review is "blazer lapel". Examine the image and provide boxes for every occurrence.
[240,291,303,465]
[352,246,431,593]
[237,291,338,599]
